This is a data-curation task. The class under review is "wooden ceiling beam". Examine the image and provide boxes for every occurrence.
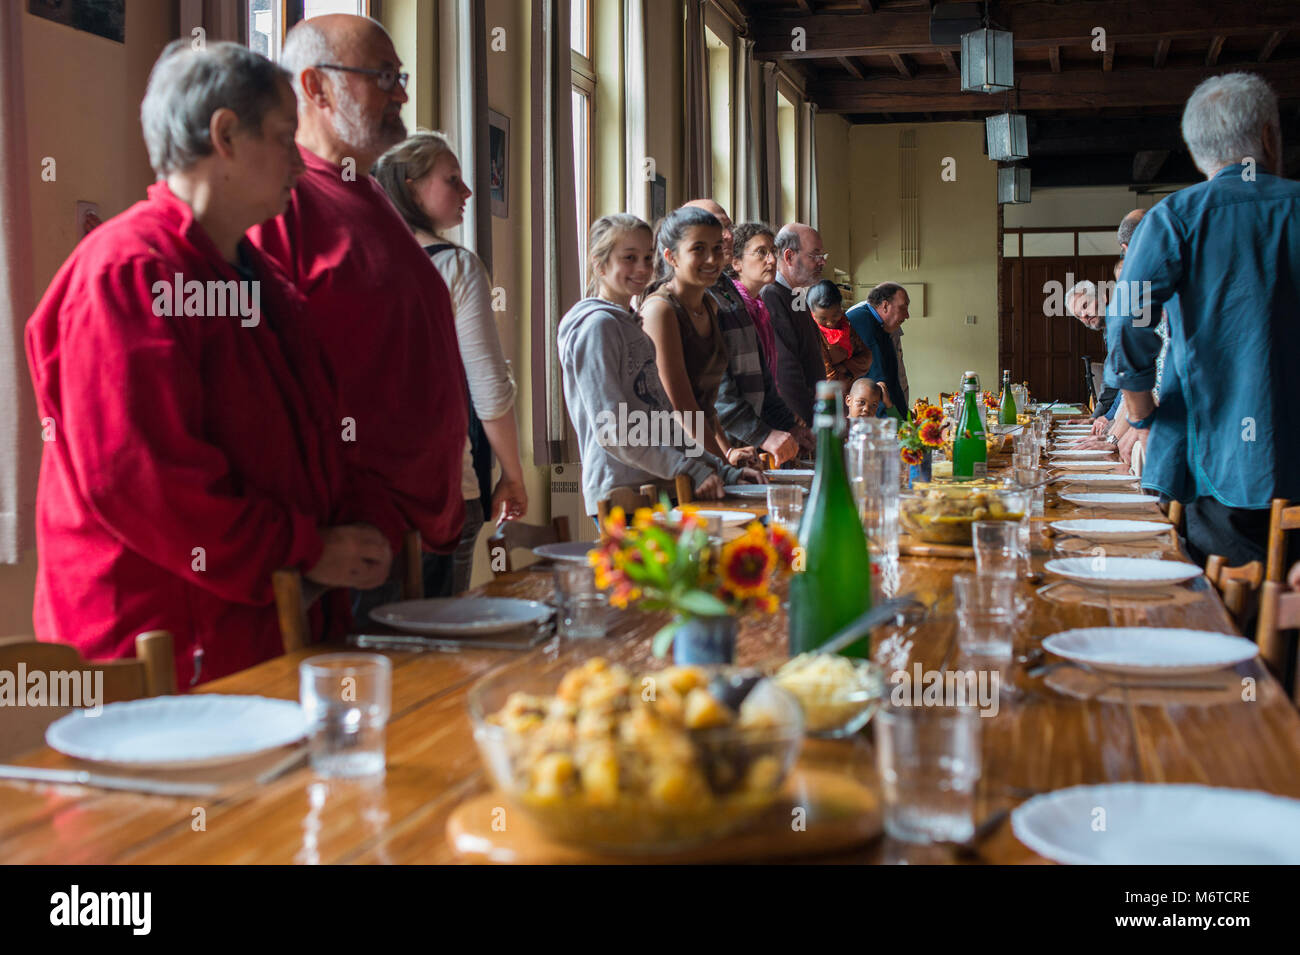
[1132,149,1171,182]
[752,2,1300,60]
[857,0,877,12]
[889,53,915,79]
[1206,35,1225,66]
[1049,45,1060,73]
[813,60,1300,113]
[940,49,957,73]
[1259,31,1285,61]
[837,55,866,80]
[1154,37,1170,68]
[1103,43,1114,72]
[793,0,814,13]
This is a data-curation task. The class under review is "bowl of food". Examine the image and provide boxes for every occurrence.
[469,656,804,853]
[770,653,886,738]
[900,485,1028,545]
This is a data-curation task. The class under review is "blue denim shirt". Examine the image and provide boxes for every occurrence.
[1104,167,1300,508]
[846,301,896,419]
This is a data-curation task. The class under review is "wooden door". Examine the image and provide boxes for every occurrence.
[999,256,1114,406]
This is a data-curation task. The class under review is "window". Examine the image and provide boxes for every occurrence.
[571,0,595,282]
[705,26,732,216]
[777,88,797,227]
[247,1,368,60]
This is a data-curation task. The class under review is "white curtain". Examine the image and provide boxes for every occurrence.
[801,100,819,230]
[683,0,712,201]
[623,0,649,221]
[0,1,38,564]
[530,0,581,465]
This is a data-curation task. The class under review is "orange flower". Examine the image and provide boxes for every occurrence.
[901,446,924,466]
[769,523,798,569]
[919,420,944,448]
[924,405,943,422]
[718,526,776,599]
[601,506,627,543]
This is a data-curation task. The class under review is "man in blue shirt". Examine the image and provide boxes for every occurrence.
[846,282,910,417]
[1106,72,1300,566]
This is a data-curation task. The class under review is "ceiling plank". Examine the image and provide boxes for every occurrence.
[1049,45,1060,72]
[813,60,1300,113]
[1154,37,1170,68]
[1103,43,1114,72]
[752,2,1300,60]
[837,55,866,80]
[1206,35,1225,65]
[793,0,814,13]
[940,49,957,73]
[1260,31,1285,61]
[858,0,877,12]
[889,53,915,79]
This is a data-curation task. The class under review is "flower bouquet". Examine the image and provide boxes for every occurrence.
[900,401,945,468]
[589,503,798,660]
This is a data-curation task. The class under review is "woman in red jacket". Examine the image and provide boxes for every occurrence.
[25,41,403,687]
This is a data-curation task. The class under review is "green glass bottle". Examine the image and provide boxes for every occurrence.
[789,381,873,658]
[999,369,1018,425]
[952,372,988,479]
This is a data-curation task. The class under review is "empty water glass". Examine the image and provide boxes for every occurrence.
[953,573,1021,661]
[555,563,607,639]
[876,704,982,844]
[300,653,391,778]
[766,484,804,533]
[1016,467,1046,516]
[973,520,1022,578]
[847,418,900,582]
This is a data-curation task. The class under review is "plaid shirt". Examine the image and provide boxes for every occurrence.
[709,276,801,445]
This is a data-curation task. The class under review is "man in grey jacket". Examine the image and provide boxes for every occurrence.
[558,298,755,516]
[763,223,828,424]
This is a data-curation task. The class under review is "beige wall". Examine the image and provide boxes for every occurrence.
[814,112,851,282]
[1,3,175,634]
[840,121,999,407]
[1004,185,1159,230]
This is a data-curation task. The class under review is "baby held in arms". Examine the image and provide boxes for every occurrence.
[807,280,873,384]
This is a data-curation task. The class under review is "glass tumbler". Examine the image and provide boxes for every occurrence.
[300,653,392,778]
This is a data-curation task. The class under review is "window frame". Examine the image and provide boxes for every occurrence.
[571,11,597,282]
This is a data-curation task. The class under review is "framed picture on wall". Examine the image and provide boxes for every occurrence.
[488,110,509,219]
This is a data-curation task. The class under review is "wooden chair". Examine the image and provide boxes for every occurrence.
[487,516,572,576]
[595,475,695,539]
[0,630,176,760]
[1204,555,1263,633]
[1256,583,1300,705]
[274,528,424,653]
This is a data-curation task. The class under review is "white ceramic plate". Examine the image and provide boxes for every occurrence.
[765,468,814,481]
[371,597,552,635]
[1012,784,1300,864]
[1052,460,1127,471]
[1057,472,1139,484]
[533,541,597,563]
[1049,519,1169,542]
[1041,627,1258,676]
[1060,492,1163,509]
[1049,449,1115,459]
[45,695,308,769]
[722,485,804,499]
[1044,556,1203,590]
[671,507,755,525]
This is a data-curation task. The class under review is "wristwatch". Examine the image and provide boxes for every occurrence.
[1106,433,1119,446]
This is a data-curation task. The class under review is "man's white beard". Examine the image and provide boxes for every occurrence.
[331,93,403,158]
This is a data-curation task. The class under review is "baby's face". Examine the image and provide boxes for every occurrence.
[847,387,879,418]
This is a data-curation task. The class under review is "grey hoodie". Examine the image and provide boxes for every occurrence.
[558,298,743,514]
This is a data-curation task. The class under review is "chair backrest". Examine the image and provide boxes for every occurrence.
[0,630,176,760]
[487,516,573,576]
[1266,498,1300,583]
[596,484,658,537]
[1205,555,1264,630]
[275,529,424,652]
[1166,500,1185,534]
[1255,580,1300,704]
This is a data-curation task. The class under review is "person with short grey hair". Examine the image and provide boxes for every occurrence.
[1107,71,1300,569]
[762,222,827,421]
[26,40,401,687]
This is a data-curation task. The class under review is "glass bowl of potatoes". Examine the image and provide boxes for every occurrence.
[469,656,804,853]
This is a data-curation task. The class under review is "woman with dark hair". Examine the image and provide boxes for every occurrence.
[26,41,402,687]
[639,206,761,468]
[374,131,527,596]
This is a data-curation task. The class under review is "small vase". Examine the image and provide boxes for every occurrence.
[672,615,738,665]
[907,449,933,488]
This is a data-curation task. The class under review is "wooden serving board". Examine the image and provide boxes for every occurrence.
[446,767,880,864]
[900,540,974,559]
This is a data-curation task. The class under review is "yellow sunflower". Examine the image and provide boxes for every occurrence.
[718,525,776,599]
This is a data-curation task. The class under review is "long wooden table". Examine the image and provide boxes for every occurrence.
[3,464,1300,864]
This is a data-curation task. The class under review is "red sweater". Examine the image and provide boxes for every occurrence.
[248,147,467,553]
[26,183,405,687]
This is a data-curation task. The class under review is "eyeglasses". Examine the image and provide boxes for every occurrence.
[808,250,830,262]
[315,64,409,92]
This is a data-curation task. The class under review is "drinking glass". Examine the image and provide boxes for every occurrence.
[1015,467,1045,516]
[953,573,1021,661]
[300,653,391,778]
[554,563,608,639]
[1012,450,1035,473]
[972,520,1022,578]
[765,484,804,533]
[847,418,900,586]
[875,704,982,844]
[1032,414,1051,451]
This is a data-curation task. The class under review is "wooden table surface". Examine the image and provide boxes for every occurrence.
[4,459,1299,864]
